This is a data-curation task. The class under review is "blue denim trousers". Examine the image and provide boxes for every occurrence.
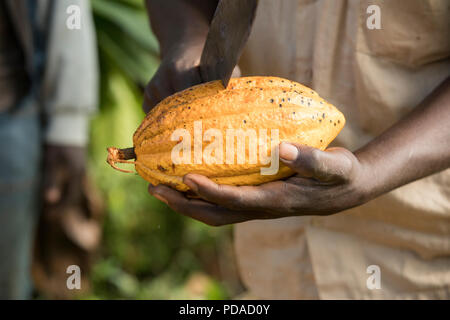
[0,99,41,299]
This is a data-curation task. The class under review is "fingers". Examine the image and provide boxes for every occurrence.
[279,142,356,182]
[182,174,286,212]
[43,145,86,205]
[44,168,64,204]
[143,72,174,113]
[43,146,64,204]
[142,64,203,113]
[171,66,202,92]
[148,184,269,226]
[143,84,159,113]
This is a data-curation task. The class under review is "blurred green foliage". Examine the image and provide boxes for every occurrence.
[86,0,241,299]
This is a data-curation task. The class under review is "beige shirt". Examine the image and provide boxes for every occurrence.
[236,0,450,299]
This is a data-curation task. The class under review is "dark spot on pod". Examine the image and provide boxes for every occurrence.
[281,80,285,82]
[338,120,340,123]
[171,163,175,169]
[322,113,325,119]
[288,98,291,101]
[334,123,336,126]
[269,80,273,83]
[157,165,167,172]
[247,80,252,83]
[319,119,322,122]
[260,88,263,90]
[188,106,191,109]
[330,120,332,123]
[320,139,323,143]
[293,112,296,114]
[311,91,314,94]
[320,101,323,104]
[270,98,274,103]
[283,90,286,93]
[231,86,235,89]
[308,102,311,106]
[312,115,315,119]
[243,119,247,124]
[282,98,285,102]
[279,104,282,108]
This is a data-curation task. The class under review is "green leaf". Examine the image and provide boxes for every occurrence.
[92,0,159,55]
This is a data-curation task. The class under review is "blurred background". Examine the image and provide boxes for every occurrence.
[38,0,243,299]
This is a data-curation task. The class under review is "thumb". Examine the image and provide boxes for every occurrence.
[278,142,354,182]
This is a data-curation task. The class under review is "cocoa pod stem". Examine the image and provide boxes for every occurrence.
[107,147,136,173]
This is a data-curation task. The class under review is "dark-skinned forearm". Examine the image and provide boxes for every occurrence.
[145,0,218,57]
[356,77,450,200]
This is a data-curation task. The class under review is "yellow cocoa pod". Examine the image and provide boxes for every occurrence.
[107,76,345,191]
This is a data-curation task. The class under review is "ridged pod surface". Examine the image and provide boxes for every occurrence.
[107,76,345,191]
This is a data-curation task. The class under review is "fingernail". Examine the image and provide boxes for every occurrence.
[183,177,198,193]
[153,193,168,205]
[279,143,298,161]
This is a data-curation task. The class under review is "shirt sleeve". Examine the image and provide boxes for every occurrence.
[41,0,99,146]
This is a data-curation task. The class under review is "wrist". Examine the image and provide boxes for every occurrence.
[160,33,207,59]
[352,148,383,205]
